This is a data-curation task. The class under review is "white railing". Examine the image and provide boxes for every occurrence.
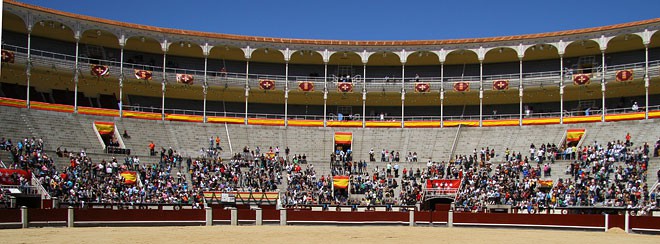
[30,172,51,199]
[4,44,659,93]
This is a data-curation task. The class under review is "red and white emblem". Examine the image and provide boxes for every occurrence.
[259,80,275,90]
[615,70,633,82]
[414,83,430,93]
[176,74,194,85]
[337,82,353,92]
[90,65,110,77]
[492,80,509,91]
[454,82,470,92]
[298,81,315,92]
[573,74,591,86]
[1,50,15,63]
[134,69,153,80]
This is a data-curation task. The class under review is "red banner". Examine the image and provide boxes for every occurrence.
[0,169,30,185]
[176,74,194,85]
[259,80,275,90]
[337,82,353,92]
[492,80,509,90]
[615,70,633,82]
[426,179,461,194]
[298,81,314,92]
[1,50,15,63]
[134,69,153,80]
[454,82,470,92]
[573,74,591,85]
[90,65,110,77]
[414,82,430,93]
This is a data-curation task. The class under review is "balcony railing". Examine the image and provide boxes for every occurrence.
[4,44,659,93]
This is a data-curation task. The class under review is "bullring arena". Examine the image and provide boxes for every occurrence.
[0,0,660,242]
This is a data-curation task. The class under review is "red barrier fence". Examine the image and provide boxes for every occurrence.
[287,210,409,224]
[454,213,604,229]
[1,208,659,233]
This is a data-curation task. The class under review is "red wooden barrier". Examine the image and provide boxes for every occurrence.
[607,214,625,229]
[630,216,660,231]
[0,209,21,223]
[211,208,231,221]
[287,210,409,223]
[74,209,204,222]
[454,213,604,229]
[415,211,449,223]
[28,208,67,223]
[263,209,280,221]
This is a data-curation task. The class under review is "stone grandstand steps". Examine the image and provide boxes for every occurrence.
[649,157,660,184]
[454,125,566,160]
[0,106,34,141]
[25,109,102,153]
[116,118,173,157]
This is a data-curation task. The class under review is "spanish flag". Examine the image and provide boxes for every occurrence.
[120,171,137,184]
[94,121,115,135]
[537,179,553,188]
[333,175,349,189]
[566,128,586,143]
[334,132,352,145]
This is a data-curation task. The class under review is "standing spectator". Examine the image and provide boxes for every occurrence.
[149,142,155,156]
[632,101,639,112]
[215,136,221,149]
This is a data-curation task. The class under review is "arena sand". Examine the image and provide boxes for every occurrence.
[1,226,658,243]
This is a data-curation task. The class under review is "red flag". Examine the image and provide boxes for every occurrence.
[0,169,30,185]
[259,80,275,90]
[337,82,353,92]
[454,82,470,92]
[414,83,430,93]
[298,81,315,92]
[134,69,153,80]
[1,50,15,63]
[90,65,110,77]
[615,70,633,82]
[492,80,509,90]
[176,74,194,85]
[573,74,591,85]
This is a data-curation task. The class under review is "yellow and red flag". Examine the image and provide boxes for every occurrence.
[120,171,137,184]
[334,132,352,145]
[537,179,554,188]
[333,175,349,189]
[566,128,586,143]
[94,121,115,135]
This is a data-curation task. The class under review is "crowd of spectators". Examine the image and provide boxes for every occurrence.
[1,133,659,214]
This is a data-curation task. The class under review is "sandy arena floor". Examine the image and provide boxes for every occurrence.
[0,226,658,244]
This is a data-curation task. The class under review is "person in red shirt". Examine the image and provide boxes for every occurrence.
[149,142,155,156]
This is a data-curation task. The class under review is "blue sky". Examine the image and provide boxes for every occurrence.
[16,0,660,41]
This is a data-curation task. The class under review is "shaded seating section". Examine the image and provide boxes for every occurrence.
[99,94,119,109]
